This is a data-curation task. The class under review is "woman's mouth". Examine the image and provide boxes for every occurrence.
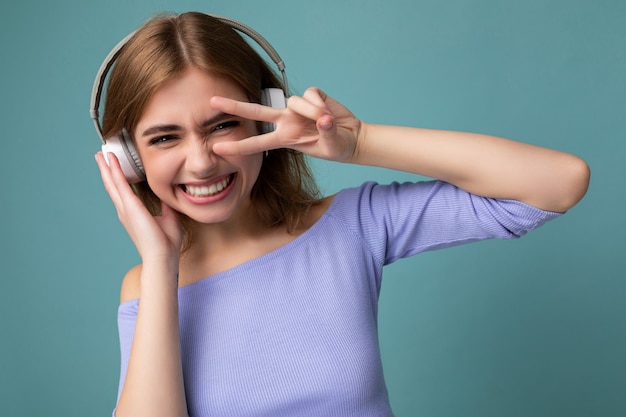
[181,174,234,197]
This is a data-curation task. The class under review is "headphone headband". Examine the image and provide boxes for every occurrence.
[90,13,289,143]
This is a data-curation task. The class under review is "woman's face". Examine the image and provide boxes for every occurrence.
[134,67,263,225]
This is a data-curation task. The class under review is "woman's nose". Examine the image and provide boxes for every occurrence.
[185,137,217,177]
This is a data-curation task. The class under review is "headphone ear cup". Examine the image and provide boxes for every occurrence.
[101,129,146,183]
[260,88,287,133]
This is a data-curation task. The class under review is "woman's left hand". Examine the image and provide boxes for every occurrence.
[210,87,362,162]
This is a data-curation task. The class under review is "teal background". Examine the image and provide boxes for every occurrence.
[0,0,623,416]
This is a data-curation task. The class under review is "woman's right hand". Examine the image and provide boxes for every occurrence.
[95,151,183,264]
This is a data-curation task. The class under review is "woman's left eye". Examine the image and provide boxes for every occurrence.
[213,120,241,132]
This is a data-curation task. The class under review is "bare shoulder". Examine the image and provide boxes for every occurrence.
[120,264,142,303]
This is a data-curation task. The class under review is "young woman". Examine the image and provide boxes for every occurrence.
[94,12,590,417]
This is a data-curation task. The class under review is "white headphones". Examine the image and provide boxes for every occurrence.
[90,14,289,183]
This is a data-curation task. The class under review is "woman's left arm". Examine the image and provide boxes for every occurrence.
[354,123,590,213]
[211,88,590,213]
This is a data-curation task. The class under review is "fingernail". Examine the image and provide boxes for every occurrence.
[320,115,334,130]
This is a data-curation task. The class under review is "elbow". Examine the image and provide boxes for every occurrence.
[555,155,591,212]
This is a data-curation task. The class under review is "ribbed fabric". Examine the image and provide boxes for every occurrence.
[115,180,561,417]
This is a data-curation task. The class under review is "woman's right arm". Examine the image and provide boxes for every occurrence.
[95,152,188,417]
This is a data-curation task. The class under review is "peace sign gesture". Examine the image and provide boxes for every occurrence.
[211,87,363,163]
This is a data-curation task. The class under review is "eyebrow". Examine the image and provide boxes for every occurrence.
[141,112,235,137]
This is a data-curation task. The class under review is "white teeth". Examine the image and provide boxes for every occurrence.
[185,176,231,197]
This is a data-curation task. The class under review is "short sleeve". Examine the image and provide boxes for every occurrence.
[330,180,562,265]
[115,300,139,404]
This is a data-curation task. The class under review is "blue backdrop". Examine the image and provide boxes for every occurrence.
[1,0,624,416]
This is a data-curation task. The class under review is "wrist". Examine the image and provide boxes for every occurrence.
[140,256,180,283]
[349,120,369,165]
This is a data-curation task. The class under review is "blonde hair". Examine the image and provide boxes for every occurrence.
[102,12,320,250]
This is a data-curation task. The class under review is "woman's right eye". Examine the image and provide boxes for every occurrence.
[148,135,177,146]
